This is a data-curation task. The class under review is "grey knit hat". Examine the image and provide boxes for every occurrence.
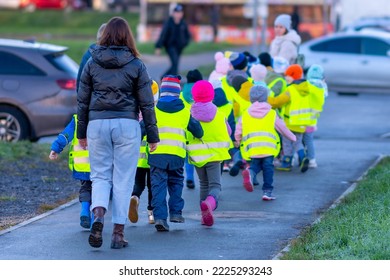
[250,85,269,103]
[274,14,292,31]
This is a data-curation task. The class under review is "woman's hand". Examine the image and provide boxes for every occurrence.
[79,138,88,150]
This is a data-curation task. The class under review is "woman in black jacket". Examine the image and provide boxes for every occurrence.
[155,4,191,78]
[77,16,159,250]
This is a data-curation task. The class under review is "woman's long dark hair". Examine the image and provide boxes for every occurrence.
[98,16,140,58]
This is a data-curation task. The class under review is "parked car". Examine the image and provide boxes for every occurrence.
[0,0,83,11]
[0,38,78,142]
[341,16,390,33]
[299,31,390,94]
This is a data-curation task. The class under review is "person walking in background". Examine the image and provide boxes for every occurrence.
[303,64,327,168]
[49,114,92,229]
[188,80,232,226]
[155,4,191,78]
[77,17,159,249]
[128,80,160,225]
[76,22,106,91]
[148,75,203,232]
[235,85,296,200]
[269,14,302,65]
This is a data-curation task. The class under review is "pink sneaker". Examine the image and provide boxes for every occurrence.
[242,169,254,192]
[200,196,216,226]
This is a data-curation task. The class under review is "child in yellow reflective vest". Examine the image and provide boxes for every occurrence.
[303,64,327,168]
[268,64,314,173]
[128,80,159,225]
[188,80,232,226]
[235,85,296,200]
[49,114,92,229]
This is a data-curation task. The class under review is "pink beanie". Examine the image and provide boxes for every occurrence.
[250,64,267,82]
[192,80,215,103]
[214,52,231,75]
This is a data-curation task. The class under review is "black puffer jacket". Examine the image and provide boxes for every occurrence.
[77,45,159,144]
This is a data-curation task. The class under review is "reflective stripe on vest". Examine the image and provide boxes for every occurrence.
[69,114,90,172]
[187,111,231,167]
[152,107,190,158]
[241,109,280,160]
[137,138,149,168]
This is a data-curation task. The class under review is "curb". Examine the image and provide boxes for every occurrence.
[0,198,79,236]
[271,154,387,260]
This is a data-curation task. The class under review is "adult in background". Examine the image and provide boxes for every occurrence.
[269,14,302,65]
[155,4,191,78]
[77,17,159,250]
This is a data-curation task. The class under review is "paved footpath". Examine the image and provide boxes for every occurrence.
[1,53,390,260]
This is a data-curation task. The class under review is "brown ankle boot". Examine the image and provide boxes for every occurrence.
[88,207,105,248]
[111,223,128,249]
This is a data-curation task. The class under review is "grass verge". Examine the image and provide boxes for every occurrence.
[281,156,390,260]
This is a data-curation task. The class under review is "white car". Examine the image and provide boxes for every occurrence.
[0,0,23,9]
[300,31,390,94]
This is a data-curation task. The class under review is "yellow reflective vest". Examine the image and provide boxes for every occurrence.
[268,76,287,97]
[69,114,90,172]
[137,136,149,168]
[241,109,280,160]
[307,81,326,126]
[152,107,190,158]
[187,111,232,167]
[220,76,236,103]
[288,82,321,127]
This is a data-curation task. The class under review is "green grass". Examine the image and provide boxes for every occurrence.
[0,10,243,62]
[0,141,51,160]
[281,157,390,260]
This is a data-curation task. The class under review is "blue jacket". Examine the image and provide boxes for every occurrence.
[76,43,94,92]
[148,96,203,170]
[50,117,90,181]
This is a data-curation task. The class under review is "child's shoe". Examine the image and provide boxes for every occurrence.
[309,159,318,168]
[80,201,91,229]
[262,191,276,201]
[242,168,254,192]
[128,195,139,223]
[186,179,195,189]
[155,219,169,232]
[276,156,292,171]
[297,149,309,173]
[229,160,243,176]
[222,162,230,172]
[147,209,155,224]
[201,195,216,226]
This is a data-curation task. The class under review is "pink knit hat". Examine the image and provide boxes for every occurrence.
[192,80,215,103]
[214,52,231,75]
[250,64,267,82]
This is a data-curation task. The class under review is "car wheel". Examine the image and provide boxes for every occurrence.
[0,106,30,142]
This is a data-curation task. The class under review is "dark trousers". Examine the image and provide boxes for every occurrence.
[249,156,274,192]
[132,167,153,210]
[150,166,185,220]
[79,180,92,203]
[163,46,182,77]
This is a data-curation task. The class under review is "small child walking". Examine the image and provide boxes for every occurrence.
[188,80,232,226]
[49,114,92,229]
[148,75,203,232]
[235,85,296,200]
[128,80,160,224]
[303,64,327,168]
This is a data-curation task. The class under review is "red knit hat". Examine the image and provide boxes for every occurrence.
[285,64,303,80]
[192,80,215,103]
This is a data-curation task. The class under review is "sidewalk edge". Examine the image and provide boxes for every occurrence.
[0,198,79,236]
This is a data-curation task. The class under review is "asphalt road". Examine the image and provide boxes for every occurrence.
[2,90,390,260]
